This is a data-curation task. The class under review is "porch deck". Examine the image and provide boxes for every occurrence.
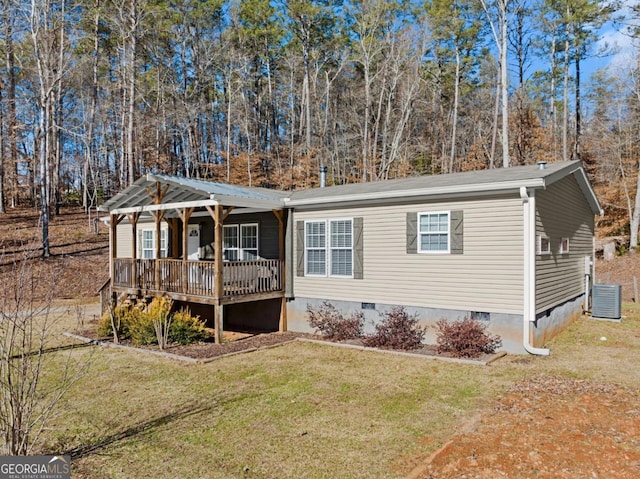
[112,258,284,305]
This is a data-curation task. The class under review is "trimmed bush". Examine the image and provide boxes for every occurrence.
[127,307,157,345]
[98,300,206,347]
[169,308,207,345]
[435,317,502,358]
[363,306,425,350]
[306,301,364,341]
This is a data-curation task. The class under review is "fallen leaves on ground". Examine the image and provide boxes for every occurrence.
[418,375,640,479]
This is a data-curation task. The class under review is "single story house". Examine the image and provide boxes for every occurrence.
[99,160,602,354]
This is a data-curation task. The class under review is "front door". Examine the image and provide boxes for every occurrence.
[187,225,200,260]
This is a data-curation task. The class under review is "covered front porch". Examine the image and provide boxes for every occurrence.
[112,258,283,303]
[100,174,291,344]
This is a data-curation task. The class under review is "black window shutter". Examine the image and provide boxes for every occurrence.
[296,221,305,276]
[406,212,417,254]
[285,212,294,298]
[450,210,464,254]
[353,217,364,279]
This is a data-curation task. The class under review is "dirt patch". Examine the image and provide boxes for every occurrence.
[167,331,305,359]
[413,375,640,479]
[0,207,109,300]
[596,252,640,302]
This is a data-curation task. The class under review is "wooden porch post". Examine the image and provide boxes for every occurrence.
[213,203,224,344]
[110,213,125,305]
[273,209,287,332]
[146,181,169,291]
[109,214,118,286]
[127,212,140,289]
[153,212,162,290]
[179,207,194,294]
[169,218,179,258]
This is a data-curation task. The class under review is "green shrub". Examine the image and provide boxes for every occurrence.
[306,301,364,341]
[169,308,207,345]
[98,299,207,347]
[127,307,157,345]
[363,306,425,350]
[435,317,502,358]
[97,304,131,339]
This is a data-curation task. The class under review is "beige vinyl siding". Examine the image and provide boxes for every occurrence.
[535,174,594,312]
[116,221,133,258]
[115,218,162,258]
[293,194,524,314]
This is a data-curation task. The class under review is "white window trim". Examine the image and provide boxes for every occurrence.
[139,227,168,259]
[223,223,259,261]
[537,235,551,255]
[304,219,354,278]
[560,237,570,254]
[223,224,239,261]
[304,220,327,277]
[240,223,259,260]
[329,218,354,278]
[417,211,451,254]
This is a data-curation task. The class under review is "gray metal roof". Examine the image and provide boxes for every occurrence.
[290,161,571,200]
[286,160,602,214]
[99,173,288,214]
[98,161,601,216]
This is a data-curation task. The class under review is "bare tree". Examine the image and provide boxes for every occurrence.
[0,250,91,455]
[481,0,513,168]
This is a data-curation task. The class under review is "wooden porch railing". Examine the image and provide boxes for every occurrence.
[112,258,283,298]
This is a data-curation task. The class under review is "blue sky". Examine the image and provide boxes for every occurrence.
[592,0,639,77]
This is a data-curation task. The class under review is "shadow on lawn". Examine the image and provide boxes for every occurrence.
[0,244,108,267]
[65,404,213,460]
[9,342,94,360]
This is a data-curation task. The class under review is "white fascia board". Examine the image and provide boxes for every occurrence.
[285,179,546,207]
[573,169,603,215]
[210,194,285,209]
[109,199,219,215]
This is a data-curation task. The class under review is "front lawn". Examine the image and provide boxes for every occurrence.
[36,301,640,478]
[43,339,517,478]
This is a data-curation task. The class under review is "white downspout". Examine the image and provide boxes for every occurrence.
[520,187,550,356]
[584,255,592,313]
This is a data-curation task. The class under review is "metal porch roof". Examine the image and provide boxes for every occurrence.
[98,174,288,214]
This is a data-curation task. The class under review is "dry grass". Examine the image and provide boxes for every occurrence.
[40,309,520,478]
[32,300,638,478]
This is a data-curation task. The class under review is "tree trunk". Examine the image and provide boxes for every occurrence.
[4,0,18,208]
[30,0,54,257]
[84,2,101,211]
[500,0,509,168]
[574,54,581,160]
[0,80,5,214]
[562,13,570,162]
[449,48,461,173]
[126,0,137,185]
[631,166,640,249]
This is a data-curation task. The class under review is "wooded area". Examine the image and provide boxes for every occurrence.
[0,0,639,253]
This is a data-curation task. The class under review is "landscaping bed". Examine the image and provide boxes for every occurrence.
[75,317,502,364]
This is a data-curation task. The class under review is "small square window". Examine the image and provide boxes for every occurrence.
[560,237,570,254]
[537,235,550,255]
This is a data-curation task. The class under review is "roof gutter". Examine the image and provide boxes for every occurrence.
[520,186,550,356]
